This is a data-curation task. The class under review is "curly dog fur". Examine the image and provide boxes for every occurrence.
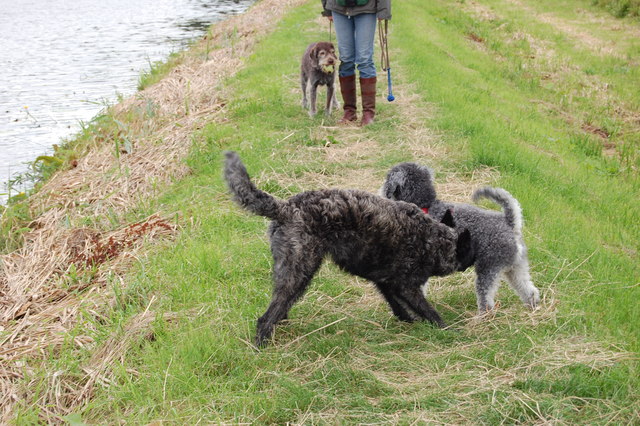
[224,152,475,346]
[381,162,540,313]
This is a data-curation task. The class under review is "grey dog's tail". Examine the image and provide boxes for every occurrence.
[472,187,523,235]
[224,151,288,222]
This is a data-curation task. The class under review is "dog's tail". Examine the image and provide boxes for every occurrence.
[224,151,289,222]
[472,187,523,235]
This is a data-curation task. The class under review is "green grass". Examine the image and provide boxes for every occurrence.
[10,0,640,423]
[591,0,640,17]
[395,0,640,344]
[138,52,184,90]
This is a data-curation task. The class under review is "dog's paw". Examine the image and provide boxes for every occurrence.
[525,287,541,309]
[436,319,448,329]
[477,299,496,313]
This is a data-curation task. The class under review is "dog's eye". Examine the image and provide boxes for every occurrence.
[318,50,326,56]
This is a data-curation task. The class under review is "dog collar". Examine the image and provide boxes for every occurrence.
[421,207,429,214]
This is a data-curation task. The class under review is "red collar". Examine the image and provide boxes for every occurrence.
[421,207,429,214]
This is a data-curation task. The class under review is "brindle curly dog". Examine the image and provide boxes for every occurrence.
[224,151,475,347]
[300,41,339,117]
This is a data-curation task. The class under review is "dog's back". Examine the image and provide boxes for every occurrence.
[225,152,473,279]
[429,201,520,262]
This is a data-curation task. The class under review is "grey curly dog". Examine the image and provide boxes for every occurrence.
[224,152,475,347]
[381,162,540,313]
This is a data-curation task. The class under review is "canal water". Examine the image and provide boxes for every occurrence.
[0,0,254,204]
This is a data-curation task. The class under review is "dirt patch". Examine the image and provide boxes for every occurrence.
[467,32,485,44]
[581,123,610,140]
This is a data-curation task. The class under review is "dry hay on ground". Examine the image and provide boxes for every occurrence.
[0,215,176,421]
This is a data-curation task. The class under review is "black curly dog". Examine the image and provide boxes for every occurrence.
[224,152,475,347]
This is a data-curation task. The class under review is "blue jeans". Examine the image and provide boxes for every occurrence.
[332,11,377,79]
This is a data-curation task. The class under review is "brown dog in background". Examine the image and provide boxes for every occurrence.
[300,42,339,117]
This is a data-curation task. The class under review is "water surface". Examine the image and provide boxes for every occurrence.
[0,0,254,203]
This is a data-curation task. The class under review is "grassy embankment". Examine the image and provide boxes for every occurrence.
[4,0,639,423]
[592,0,640,17]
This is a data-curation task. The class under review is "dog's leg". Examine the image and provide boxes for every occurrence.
[308,82,318,117]
[331,84,340,110]
[256,244,323,347]
[504,258,540,309]
[301,74,308,109]
[375,284,415,322]
[325,83,335,116]
[475,266,502,312]
[420,279,430,298]
[394,285,447,328]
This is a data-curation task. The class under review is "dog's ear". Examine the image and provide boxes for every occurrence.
[456,229,475,271]
[441,209,455,228]
[393,186,402,200]
[381,181,401,200]
[311,45,319,60]
[383,169,405,200]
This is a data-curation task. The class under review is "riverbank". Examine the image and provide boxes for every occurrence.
[2,0,639,423]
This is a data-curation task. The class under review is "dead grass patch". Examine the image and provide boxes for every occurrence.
[0,214,176,421]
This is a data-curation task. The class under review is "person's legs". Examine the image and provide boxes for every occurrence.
[332,11,356,78]
[353,13,377,79]
[353,13,378,126]
[332,12,358,123]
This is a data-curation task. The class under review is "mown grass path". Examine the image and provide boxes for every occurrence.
[3,0,638,423]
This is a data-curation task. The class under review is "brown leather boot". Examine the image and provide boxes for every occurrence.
[339,75,357,124]
[360,76,376,126]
